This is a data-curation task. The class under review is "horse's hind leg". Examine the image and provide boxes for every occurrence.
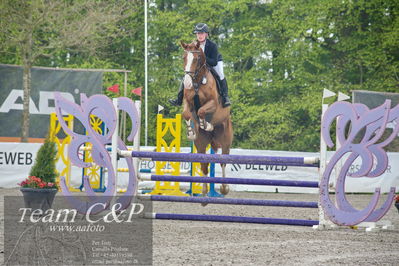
[195,134,211,177]
[194,136,211,206]
[220,161,230,195]
[219,121,233,195]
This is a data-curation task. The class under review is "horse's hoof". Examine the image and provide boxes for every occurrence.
[220,184,229,195]
[201,186,209,206]
[199,119,205,129]
[205,122,214,131]
[187,131,196,140]
[199,119,214,131]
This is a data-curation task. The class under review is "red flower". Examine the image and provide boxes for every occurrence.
[18,176,58,189]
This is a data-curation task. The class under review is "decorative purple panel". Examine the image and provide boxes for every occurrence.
[320,100,398,226]
[54,93,139,214]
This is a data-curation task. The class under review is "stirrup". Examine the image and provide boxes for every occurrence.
[169,98,181,106]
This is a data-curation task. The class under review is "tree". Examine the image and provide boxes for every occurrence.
[1,0,397,151]
[0,0,138,142]
[147,0,398,151]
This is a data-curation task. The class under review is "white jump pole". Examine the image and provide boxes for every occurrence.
[315,89,336,229]
[111,98,119,198]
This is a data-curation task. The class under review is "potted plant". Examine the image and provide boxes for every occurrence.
[395,195,399,214]
[19,135,59,212]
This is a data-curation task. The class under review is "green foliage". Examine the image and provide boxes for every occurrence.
[1,0,398,151]
[29,135,58,184]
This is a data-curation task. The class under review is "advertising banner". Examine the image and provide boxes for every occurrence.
[0,64,102,139]
[1,144,398,194]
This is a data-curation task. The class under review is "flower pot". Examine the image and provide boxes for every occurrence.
[395,202,399,214]
[20,187,58,212]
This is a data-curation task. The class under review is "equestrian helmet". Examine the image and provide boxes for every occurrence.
[193,23,209,34]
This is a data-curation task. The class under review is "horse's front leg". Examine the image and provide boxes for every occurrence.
[197,99,216,131]
[182,103,196,140]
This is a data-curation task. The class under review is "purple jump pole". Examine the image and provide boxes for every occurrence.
[147,213,319,227]
[148,175,319,188]
[141,195,318,208]
[129,151,319,167]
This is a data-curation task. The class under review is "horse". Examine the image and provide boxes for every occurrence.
[180,40,233,198]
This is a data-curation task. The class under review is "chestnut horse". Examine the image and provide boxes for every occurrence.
[180,41,233,197]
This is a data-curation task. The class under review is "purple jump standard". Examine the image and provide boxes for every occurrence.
[139,195,318,208]
[125,151,319,167]
[145,213,319,227]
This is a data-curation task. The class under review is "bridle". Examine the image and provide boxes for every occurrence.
[184,50,206,92]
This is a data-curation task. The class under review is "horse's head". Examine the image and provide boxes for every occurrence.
[180,41,206,89]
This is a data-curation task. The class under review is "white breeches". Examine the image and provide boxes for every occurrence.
[213,61,225,80]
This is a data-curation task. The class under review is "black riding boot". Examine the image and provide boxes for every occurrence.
[220,78,231,107]
[169,82,184,106]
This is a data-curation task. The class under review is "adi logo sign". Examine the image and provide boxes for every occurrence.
[0,64,102,138]
[0,90,75,114]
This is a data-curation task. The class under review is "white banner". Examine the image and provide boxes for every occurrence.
[217,149,320,193]
[0,142,42,187]
[1,143,398,193]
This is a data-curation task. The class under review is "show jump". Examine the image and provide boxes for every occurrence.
[54,92,398,228]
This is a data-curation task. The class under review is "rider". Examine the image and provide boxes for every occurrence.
[169,23,231,108]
